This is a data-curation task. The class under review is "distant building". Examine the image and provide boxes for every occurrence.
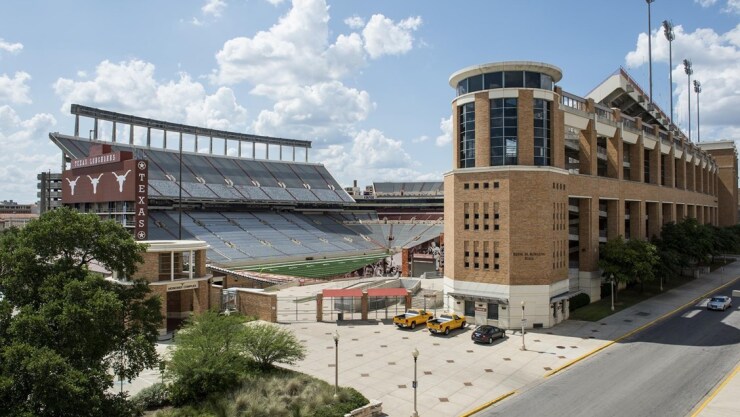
[0,200,33,214]
[37,172,63,213]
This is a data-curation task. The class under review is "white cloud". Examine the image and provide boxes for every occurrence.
[202,0,227,17]
[314,129,439,187]
[252,81,373,141]
[344,15,365,29]
[0,72,32,104]
[725,0,740,13]
[0,38,23,55]
[695,0,718,6]
[191,17,204,26]
[435,116,452,147]
[362,15,422,59]
[53,59,248,130]
[625,24,740,139]
[0,105,57,202]
[266,0,286,5]
[211,0,422,143]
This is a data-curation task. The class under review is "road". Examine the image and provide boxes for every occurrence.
[480,278,740,417]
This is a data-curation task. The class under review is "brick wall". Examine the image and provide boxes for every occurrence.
[236,291,278,322]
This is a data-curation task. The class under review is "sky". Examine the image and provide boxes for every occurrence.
[1,0,739,203]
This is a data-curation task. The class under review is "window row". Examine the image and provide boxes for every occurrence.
[456,71,554,96]
[463,240,500,271]
[463,181,500,190]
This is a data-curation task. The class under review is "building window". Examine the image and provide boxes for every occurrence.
[465,262,470,268]
[533,99,551,166]
[464,300,475,317]
[464,183,470,189]
[493,182,499,188]
[459,103,476,168]
[494,264,500,270]
[490,98,518,166]
[494,225,499,230]
[483,182,490,189]
[487,303,499,320]
[474,183,479,189]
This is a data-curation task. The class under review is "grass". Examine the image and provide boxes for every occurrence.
[232,254,388,278]
[569,273,699,322]
[154,369,368,417]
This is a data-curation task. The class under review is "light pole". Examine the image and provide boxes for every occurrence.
[663,20,675,125]
[611,275,615,312]
[333,330,339,399]
[520,301,526,351]
[411,348,419,417]
[694,80,702,142]
[684,59,693,141]
[646,0,656,107]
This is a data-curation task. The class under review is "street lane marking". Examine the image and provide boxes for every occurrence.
[689,364,740,417]
[682,309,702,319]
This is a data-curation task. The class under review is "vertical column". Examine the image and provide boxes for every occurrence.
[662,202,675,225]
[129,124,134,145]
[74,114,80,136]
[163,130,167,149]
[579,120,597,176]
[224,138,227,156]
[665,145,675,188]
[252,142,256,159]
[452,102,461,169]
[238,141,242,157]
[552,87,565,169]
[266,143,270,159]
[195,135,199,152]
[629,201,645,240]
[292,146,296,162]
[474,92,491,167]
[607,129,623,180]
[305,147,309,162]
[112,122,117,142]
[578,198,599,272]
[676,149,686,189]
[146,127,151,147]
[647,202,662,239]
[517,90,534,166]
[279,145,283,161]
[686,158,695,191]
[649,143,661,185]
[606,199,625,239]
[93,118,98,140]
[631,134,644,182]
[209,136,213,154]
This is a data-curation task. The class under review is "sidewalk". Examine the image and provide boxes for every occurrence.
[694,362,740,417]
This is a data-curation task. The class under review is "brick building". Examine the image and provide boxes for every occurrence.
[443,61,738,329]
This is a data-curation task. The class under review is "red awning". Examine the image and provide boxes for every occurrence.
[323,288,363,298]
[367,288,408,297]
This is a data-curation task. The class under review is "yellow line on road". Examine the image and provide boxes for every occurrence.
[544,277,739,378]
[689,364,740,417]
[458,390,516,417]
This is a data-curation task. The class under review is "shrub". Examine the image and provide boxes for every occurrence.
[241,322,306,370]
[131,382,171,411]
[569,293,591,312]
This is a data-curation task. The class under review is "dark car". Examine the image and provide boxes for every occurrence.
[471,325,505,344]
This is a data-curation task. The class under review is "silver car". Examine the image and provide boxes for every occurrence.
[707,296,732,311]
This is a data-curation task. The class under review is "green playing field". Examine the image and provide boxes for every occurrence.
[229,254,388,278]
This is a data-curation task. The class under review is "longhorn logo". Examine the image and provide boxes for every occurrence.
[65,176,80,195]
[87,173,104,194]
[112,170,131,193]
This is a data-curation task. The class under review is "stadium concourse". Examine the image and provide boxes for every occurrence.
[48,105,444,297]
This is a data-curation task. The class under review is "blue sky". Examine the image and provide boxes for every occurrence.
[1,0,739,203]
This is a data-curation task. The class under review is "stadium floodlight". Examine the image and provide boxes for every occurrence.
[663,20,675,125]
[646,0,656,107]
[694,80,702,142]
[684,59,693,141]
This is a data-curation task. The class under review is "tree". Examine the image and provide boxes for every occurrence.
[166,310,252,405]
[0,207,161,417]
[241,322,306,370]
[658,219,714,268]
[599,236,659,296]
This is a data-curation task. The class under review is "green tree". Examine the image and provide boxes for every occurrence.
[241,322,306,370]
[599,236,659,296]
[658,219,714,268]
[0,207,161,417]
[166,310,252,405]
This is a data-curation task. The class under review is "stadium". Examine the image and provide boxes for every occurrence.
[48,105,444,332]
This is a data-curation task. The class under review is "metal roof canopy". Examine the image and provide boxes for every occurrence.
[70,104,311,149]
[447,292,509,305]
[322,288,363,298]
[367,288,408,297]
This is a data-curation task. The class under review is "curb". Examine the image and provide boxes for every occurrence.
[689,363,740,417]
[458,391,516,417]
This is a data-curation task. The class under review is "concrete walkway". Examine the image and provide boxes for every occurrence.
[693,361,740,417]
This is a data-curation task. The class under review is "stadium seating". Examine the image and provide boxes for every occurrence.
[50,134,354,205]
